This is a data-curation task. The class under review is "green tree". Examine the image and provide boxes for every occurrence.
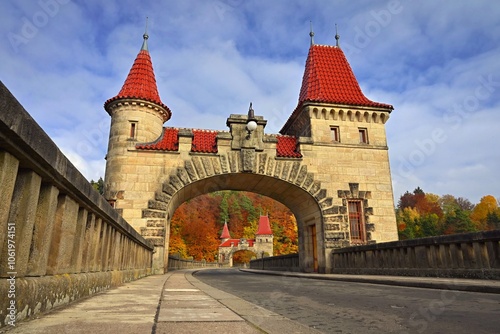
[443,209,477,234]
[486,210,500,230]
[219,192,229,222]
[90,177,104,195]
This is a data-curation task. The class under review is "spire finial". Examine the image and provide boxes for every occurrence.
[248,102,255,119]
[335,23,340,47]
[309,21,315,46]
[141,17,149,51]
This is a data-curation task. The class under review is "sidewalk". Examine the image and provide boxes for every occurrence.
[2,269,321,334]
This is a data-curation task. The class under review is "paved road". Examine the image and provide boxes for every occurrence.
[194,269,500,334]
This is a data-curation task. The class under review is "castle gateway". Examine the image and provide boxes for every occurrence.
[103,31,398,274]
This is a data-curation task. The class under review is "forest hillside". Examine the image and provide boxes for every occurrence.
[169,191,298,262]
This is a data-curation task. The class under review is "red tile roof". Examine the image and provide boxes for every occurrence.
[220,222,231,239]
[219,238,255,247]
[135,127,179,151]
[281,44,392,134]
[298,45,392,109]
[276,135,302,158]
[191,129,218,153]
[256,215,273,235]
[105,49,171,121]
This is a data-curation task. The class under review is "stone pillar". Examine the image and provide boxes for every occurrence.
[81,213,96,273]
[46,195,80,275]
[2,170,42,277]
[27,184,59,276]
[0,151,19,276]
[71,208,88,273]
[91,218,103,272]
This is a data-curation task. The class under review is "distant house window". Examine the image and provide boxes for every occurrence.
[359,128,368,144]
[129,122,137,139]
[330,126,340,142]
[348,200,365,243]
[108,200,116,208]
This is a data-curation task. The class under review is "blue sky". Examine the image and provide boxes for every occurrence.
[1,0,499,205]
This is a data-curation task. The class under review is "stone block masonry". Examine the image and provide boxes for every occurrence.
[0,81,154,328]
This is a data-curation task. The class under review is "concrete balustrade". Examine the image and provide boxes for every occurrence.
[249,253,300,271]
[331,230,500,279]
[167,256,218,270]
[0,82,154,327]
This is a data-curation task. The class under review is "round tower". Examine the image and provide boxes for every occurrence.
[255,215,274,256]
[103,31,171,205]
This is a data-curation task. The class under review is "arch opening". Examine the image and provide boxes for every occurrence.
[163,173,325,273]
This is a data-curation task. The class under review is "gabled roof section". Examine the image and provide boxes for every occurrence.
[135,127,179,151]
[256,215,273,235]
[191,130,218,153]
[276,135,302,158]
[298,44,393,109]
[105,34,171,122]
[220,221,231,239]
[219,238,255,247]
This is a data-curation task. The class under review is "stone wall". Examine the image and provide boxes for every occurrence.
[330,230,500,279]
[0,81,154,328]
[167,255,218,270]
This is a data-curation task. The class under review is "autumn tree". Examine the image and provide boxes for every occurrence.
[169,190,298,260]
[470,195,499,230]
[396,188,442,239]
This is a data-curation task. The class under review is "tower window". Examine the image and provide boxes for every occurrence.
[330,126,339,142]
[359,128,368,144]
[129,122,137,139]
[348,200,365,243]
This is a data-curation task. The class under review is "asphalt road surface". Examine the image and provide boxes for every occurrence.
[194,269,500,334]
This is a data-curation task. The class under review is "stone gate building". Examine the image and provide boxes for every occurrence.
[218,216,274,266]
[103,30,398,274]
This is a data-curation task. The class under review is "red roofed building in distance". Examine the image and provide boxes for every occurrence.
[103,27,398,274]
[218,217,274,267]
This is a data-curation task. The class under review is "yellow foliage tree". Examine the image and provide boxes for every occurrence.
[470,195,498,230]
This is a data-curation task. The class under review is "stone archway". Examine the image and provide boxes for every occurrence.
[142,153,342,273]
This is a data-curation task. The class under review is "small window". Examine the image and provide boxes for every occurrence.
[330,126,340,142]
[129,122,137,139]
[348,200,365,243]
[359,128,368,144]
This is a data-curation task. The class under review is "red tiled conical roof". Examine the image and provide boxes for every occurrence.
[104,38,171,121]
[220,221,231,239]
[298,44,392,109]
[281,44,392,134]
[256,215,272,235]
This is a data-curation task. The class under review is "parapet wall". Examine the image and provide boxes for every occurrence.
[0,81,154,328]
[249,253,300,272]
[331,230,500,279]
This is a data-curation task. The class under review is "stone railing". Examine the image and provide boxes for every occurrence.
[0,82,154,328]
[331,230,500,279]
[249,253,300,271]
[167,256,218,270]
